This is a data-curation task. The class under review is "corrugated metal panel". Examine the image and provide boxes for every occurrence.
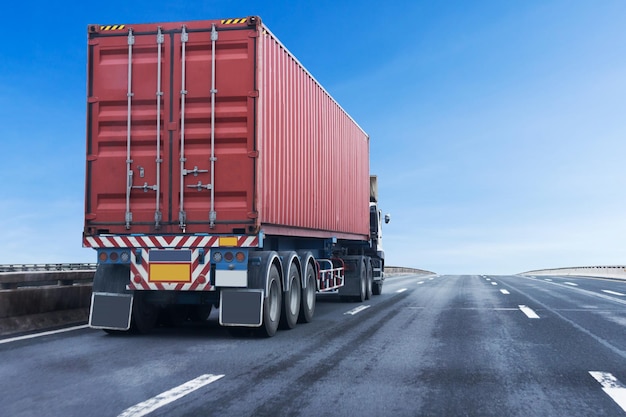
[85,16,369,241]
[257,26,369,240]
[85,20,256,235]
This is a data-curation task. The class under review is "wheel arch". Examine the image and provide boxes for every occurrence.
[278,251,301,292]
[296,250,316,290]
[247,251,283,295]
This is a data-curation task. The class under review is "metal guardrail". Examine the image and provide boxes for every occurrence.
[0,263,97,273]
[0,265,96,290]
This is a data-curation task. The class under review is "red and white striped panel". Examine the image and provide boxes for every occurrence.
[84,234,258,291]
[83,234,259,249]
[128,248,213,291]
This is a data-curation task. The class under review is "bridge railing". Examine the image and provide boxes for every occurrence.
[386,266,436,275]
[521,266,626,280]
[0,264,96,290]
[0,265,96,336]
[0,263,96,273]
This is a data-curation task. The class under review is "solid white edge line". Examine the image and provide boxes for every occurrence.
[118,374,225,417]
[602,290,626,297]
[500,289,510,295]
[396,288,407,293]
[589,372,626,412]
[344,305,371,315]
[518,305,540,319]
[0,325,90,345]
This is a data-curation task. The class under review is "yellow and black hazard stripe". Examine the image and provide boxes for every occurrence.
[100,25,126,31]
[221,18,247,25]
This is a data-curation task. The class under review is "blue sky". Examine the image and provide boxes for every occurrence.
[1,1,626,274]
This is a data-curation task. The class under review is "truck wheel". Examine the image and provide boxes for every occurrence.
[365,260,373,300]
[372,281,383,295]
[355,260,366,302]
[259,265,282,337]
[280,265,301,330]
[131,292,158,334]
[299,264,316,323]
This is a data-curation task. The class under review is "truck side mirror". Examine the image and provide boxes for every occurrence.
[384,214,391,224]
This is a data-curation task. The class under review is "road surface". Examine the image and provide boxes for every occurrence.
[1,274,625,416]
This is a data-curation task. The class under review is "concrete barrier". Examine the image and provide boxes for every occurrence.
[520,266,626,280]
[0,268,95,336]
[386,266,436,276]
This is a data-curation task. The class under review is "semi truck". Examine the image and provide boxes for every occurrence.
[83,16,389,336]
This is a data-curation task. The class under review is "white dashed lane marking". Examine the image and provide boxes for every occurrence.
[602,290,625,297]
[396,288,407,293]
[518,305,540,319]
[589,372,626,413]
[345,305,371,315]
[564,282,579,287]
[500,289,510,295]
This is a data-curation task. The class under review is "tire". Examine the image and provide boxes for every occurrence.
[298,263,316,323]
[355,260,366,302]
[365,259,373,300]
[130,292,158,334]
[280,264,301,330]
[258,264,282,337]
[372,281,383,295]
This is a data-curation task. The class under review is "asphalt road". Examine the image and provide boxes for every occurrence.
[1,274,626,417]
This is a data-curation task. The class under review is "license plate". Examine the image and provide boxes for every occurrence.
[148,250,192,283]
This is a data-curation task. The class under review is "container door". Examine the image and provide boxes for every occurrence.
[86,23,256,235]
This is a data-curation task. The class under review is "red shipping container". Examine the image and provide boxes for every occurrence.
[85,16,369,242]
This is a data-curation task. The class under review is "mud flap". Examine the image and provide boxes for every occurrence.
[89,293,133,330]
[338,256,364,297]
[219,290,263,327]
